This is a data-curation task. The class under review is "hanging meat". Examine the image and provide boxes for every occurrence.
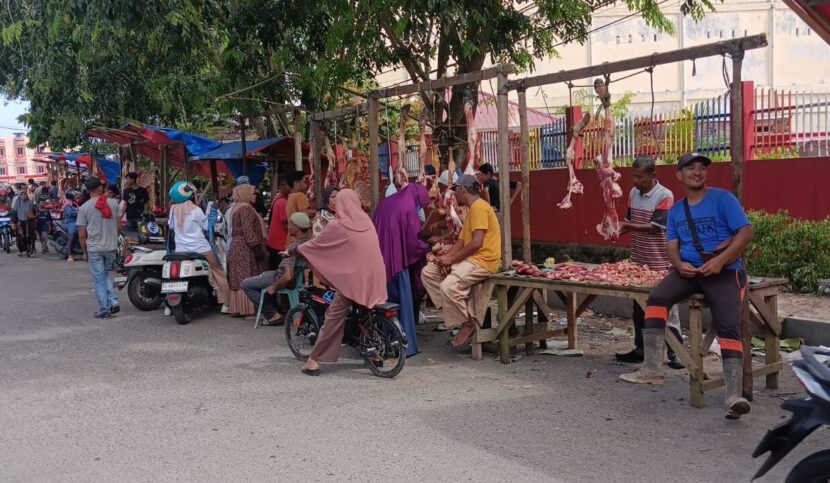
[395,104,411,188]
[593,78,623,240]
[557,113,590,210]
[463,97,478,176]
[322,132,339,189]
[418,106,429,183]
[444,147,463,233]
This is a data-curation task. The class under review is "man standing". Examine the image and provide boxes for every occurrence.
[265,176,291,269]
[421,174,501,347]
[621,153,753,420]
[477,162,521,213]
[122,172,149,231]
[616,157,684,370]
[48,179,59,200]
[11,189,36,257]
[284,171,315,245]
[77,178,121,319]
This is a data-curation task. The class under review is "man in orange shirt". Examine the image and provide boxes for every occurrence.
[284,171,316,245]
[421,174,501,346]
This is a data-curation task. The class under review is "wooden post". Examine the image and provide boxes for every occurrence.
[368,94,380,212]
[209,158,219,200]
[160,144,168,208]
[310,120,323,204]
[293,108,303,171]
[517,84,531,263]
[496,68,513,268]
[239,114,248,178]
[271,160,279,195]
[129,143,137,173]
[89,146,97,179]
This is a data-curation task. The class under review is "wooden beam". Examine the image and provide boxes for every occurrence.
[748,291,781,335]
[517,87,532,263]
[309,120,323,204]
[209,159,219,200]
[372,64,516,99]
[239,114,248,178]
[730,50,745,199]
[159,145,168,208]
[506,34,767,91]
[496,70,512,269]
[310,103,368,122]
[293,109,303,171]
[368,95,380,212]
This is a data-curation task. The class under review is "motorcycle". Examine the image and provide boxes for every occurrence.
[753,346,830,482]
[115,245,166,311]
[284,286,407,378]
[48,220,84,258]
[0,204,12,253]
[157,252,216,324]
[135,211,166,246]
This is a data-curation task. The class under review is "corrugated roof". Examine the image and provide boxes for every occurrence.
[474,91,556,131]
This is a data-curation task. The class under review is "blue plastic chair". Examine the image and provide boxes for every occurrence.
[254,262,306,328]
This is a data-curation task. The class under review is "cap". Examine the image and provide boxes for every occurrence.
[236,175,250,185]
[84,177,102,191]
[289,211,311,229]
[438,170,459,187]
[451,173,478,191]
[677,152,712,170]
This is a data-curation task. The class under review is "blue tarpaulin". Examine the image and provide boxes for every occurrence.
[223,160,269,187]
[143,124,222,157]
[97,157,121,185]
[189,138,288,162]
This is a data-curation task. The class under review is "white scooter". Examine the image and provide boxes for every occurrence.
[160,252,217,324]
[115,246,167,311]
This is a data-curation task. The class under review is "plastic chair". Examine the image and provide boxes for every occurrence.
[254,262,306,328]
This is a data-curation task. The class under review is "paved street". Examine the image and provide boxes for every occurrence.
[0,253,826,482]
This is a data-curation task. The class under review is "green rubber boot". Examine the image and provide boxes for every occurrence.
[620,328,665,385]
[723,357,751,420]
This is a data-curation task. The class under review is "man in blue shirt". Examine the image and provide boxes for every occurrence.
[620,152,754,420]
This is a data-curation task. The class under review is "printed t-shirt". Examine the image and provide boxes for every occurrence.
[666,187,750,270]
[459,198,501,273]
[624,180,673,270]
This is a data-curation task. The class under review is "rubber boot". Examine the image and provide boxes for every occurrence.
[723,357,751,420]
[620,328,665,385]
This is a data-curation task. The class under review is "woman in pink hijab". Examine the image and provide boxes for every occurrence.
[294,189,387,375]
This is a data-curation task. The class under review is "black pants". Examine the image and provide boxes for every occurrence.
[645,269,747,359]
[268,248,284,271]
[632,301,682,356]
[16,220,35,254]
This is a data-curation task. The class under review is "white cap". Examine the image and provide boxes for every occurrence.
[438,170,459,187]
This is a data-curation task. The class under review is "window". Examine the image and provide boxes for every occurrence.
[628,34,632,43]
[17,166,25,175]
[731,30,736,38]
[706,31,711,39]
[641,34,645,42]
[615,35,620,44]
[0,167,6,176]
[36,165,45,174]
[719,30,724,38]
[0,148,4,157]
[796,28,800,37]
[16,147,24,156]
[653,33,658,41]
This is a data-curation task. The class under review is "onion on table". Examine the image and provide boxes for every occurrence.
[510,260,666,287]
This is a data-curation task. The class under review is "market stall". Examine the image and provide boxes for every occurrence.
[473,262,785,408]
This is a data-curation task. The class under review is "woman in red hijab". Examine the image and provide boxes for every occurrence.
[294,189,387,375]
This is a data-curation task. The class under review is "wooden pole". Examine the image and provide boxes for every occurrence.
[496,68,513,271]
[310,120,323,204]
[239,114,248,178]
[89,146,97,179]
[129,143,137,173]
[368,94,380,212]
[160,144,168,209]
[517,85,531,263]
[209,158,219,200]
[293,108,303,171]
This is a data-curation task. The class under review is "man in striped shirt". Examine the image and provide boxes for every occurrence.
[615,157,684,370]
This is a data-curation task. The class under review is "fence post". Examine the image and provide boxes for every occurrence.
[741,80,755,161]
[565,106,583,168]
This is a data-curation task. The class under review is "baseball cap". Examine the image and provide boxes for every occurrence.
[236,175,250,185]
[677,152,712,170]
[438,170,459,187]
[451,173,478,191]
[289,211,311,229]
[84,177,102,191]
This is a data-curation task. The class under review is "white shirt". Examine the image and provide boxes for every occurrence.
[169,206,212,254]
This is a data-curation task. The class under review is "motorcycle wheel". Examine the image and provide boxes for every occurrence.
[785,449,830,483]
[285,306,320,361]
[172,303,193,325]
[363,316,406,379]
[3,232,9,253]
[127,271,163,311]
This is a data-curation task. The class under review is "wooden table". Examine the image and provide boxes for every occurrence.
[474,272,786,408]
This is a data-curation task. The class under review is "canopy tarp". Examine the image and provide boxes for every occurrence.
[37,153,120,184]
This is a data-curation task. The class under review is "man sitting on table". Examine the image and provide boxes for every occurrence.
[616,156,684,370]
[240,212,311,326]
[421,174,501,347]
[620,152,754,421]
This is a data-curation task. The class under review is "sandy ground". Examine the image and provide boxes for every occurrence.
[1,253,828,482]
[777,293,830,320]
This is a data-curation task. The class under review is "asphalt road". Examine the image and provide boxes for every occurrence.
[0,253,827,482]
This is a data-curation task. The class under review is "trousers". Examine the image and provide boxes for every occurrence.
[241,270,279,318]
[308,292,353,363]
[201,251,229,305]
[88,250,118,315]
[421,259,492,327]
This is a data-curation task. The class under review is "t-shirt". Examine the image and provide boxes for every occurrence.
[266,196,288,251]
[459,198,502,273]
[123,187,149,221]
[485,179,500,211]
[625,181,673,270]
[168,205,211,254]
[666,187,750,271]
[285,192,309,245]
[76,196,120,252]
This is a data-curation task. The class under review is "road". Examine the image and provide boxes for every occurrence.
[0,253,826,482]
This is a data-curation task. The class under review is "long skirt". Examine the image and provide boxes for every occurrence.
[387,269,418,356]
[308,292,353,363]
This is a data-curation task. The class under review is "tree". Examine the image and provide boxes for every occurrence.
[325,0,717,167]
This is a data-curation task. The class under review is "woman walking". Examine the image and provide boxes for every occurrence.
[294,189,387,375]
[226,184,268,317]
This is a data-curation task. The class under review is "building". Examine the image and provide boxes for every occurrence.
[377,0,830,113]
[0,133,49,183]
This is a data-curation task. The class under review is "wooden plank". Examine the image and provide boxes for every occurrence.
[748,290,781,335]
[368,95,380,213]
[701,362,784,392]
[524,299,535,355]
[566,292,578,349]
[688,303,705,408]
[293,109,303,171]
[664,331,699,373]
[532,290,554,319]
[497,285,510,364]
[310,103,368,122]
[764,294,781,389]
[576,294,597,318]
[510,328,568,347]
[700,329,717,357]
[517,88,531,263]
[507,35,767,91]
[209,159,219,199]
[496,71,513,269]
[373,64,516,99]
[553,290,568,305]
[309,120,323,204]
[495,287,534,338]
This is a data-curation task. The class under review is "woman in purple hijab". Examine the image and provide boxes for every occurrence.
[373,183,431,356]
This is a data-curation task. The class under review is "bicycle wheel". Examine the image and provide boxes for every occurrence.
[363,316,406,378]
[284,305,320,361]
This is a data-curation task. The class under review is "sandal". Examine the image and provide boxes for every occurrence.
[259,314,283,326]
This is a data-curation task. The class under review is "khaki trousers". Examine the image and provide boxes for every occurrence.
[421,260,492,327]
[201,251,229,305]
[309,292,353,363]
